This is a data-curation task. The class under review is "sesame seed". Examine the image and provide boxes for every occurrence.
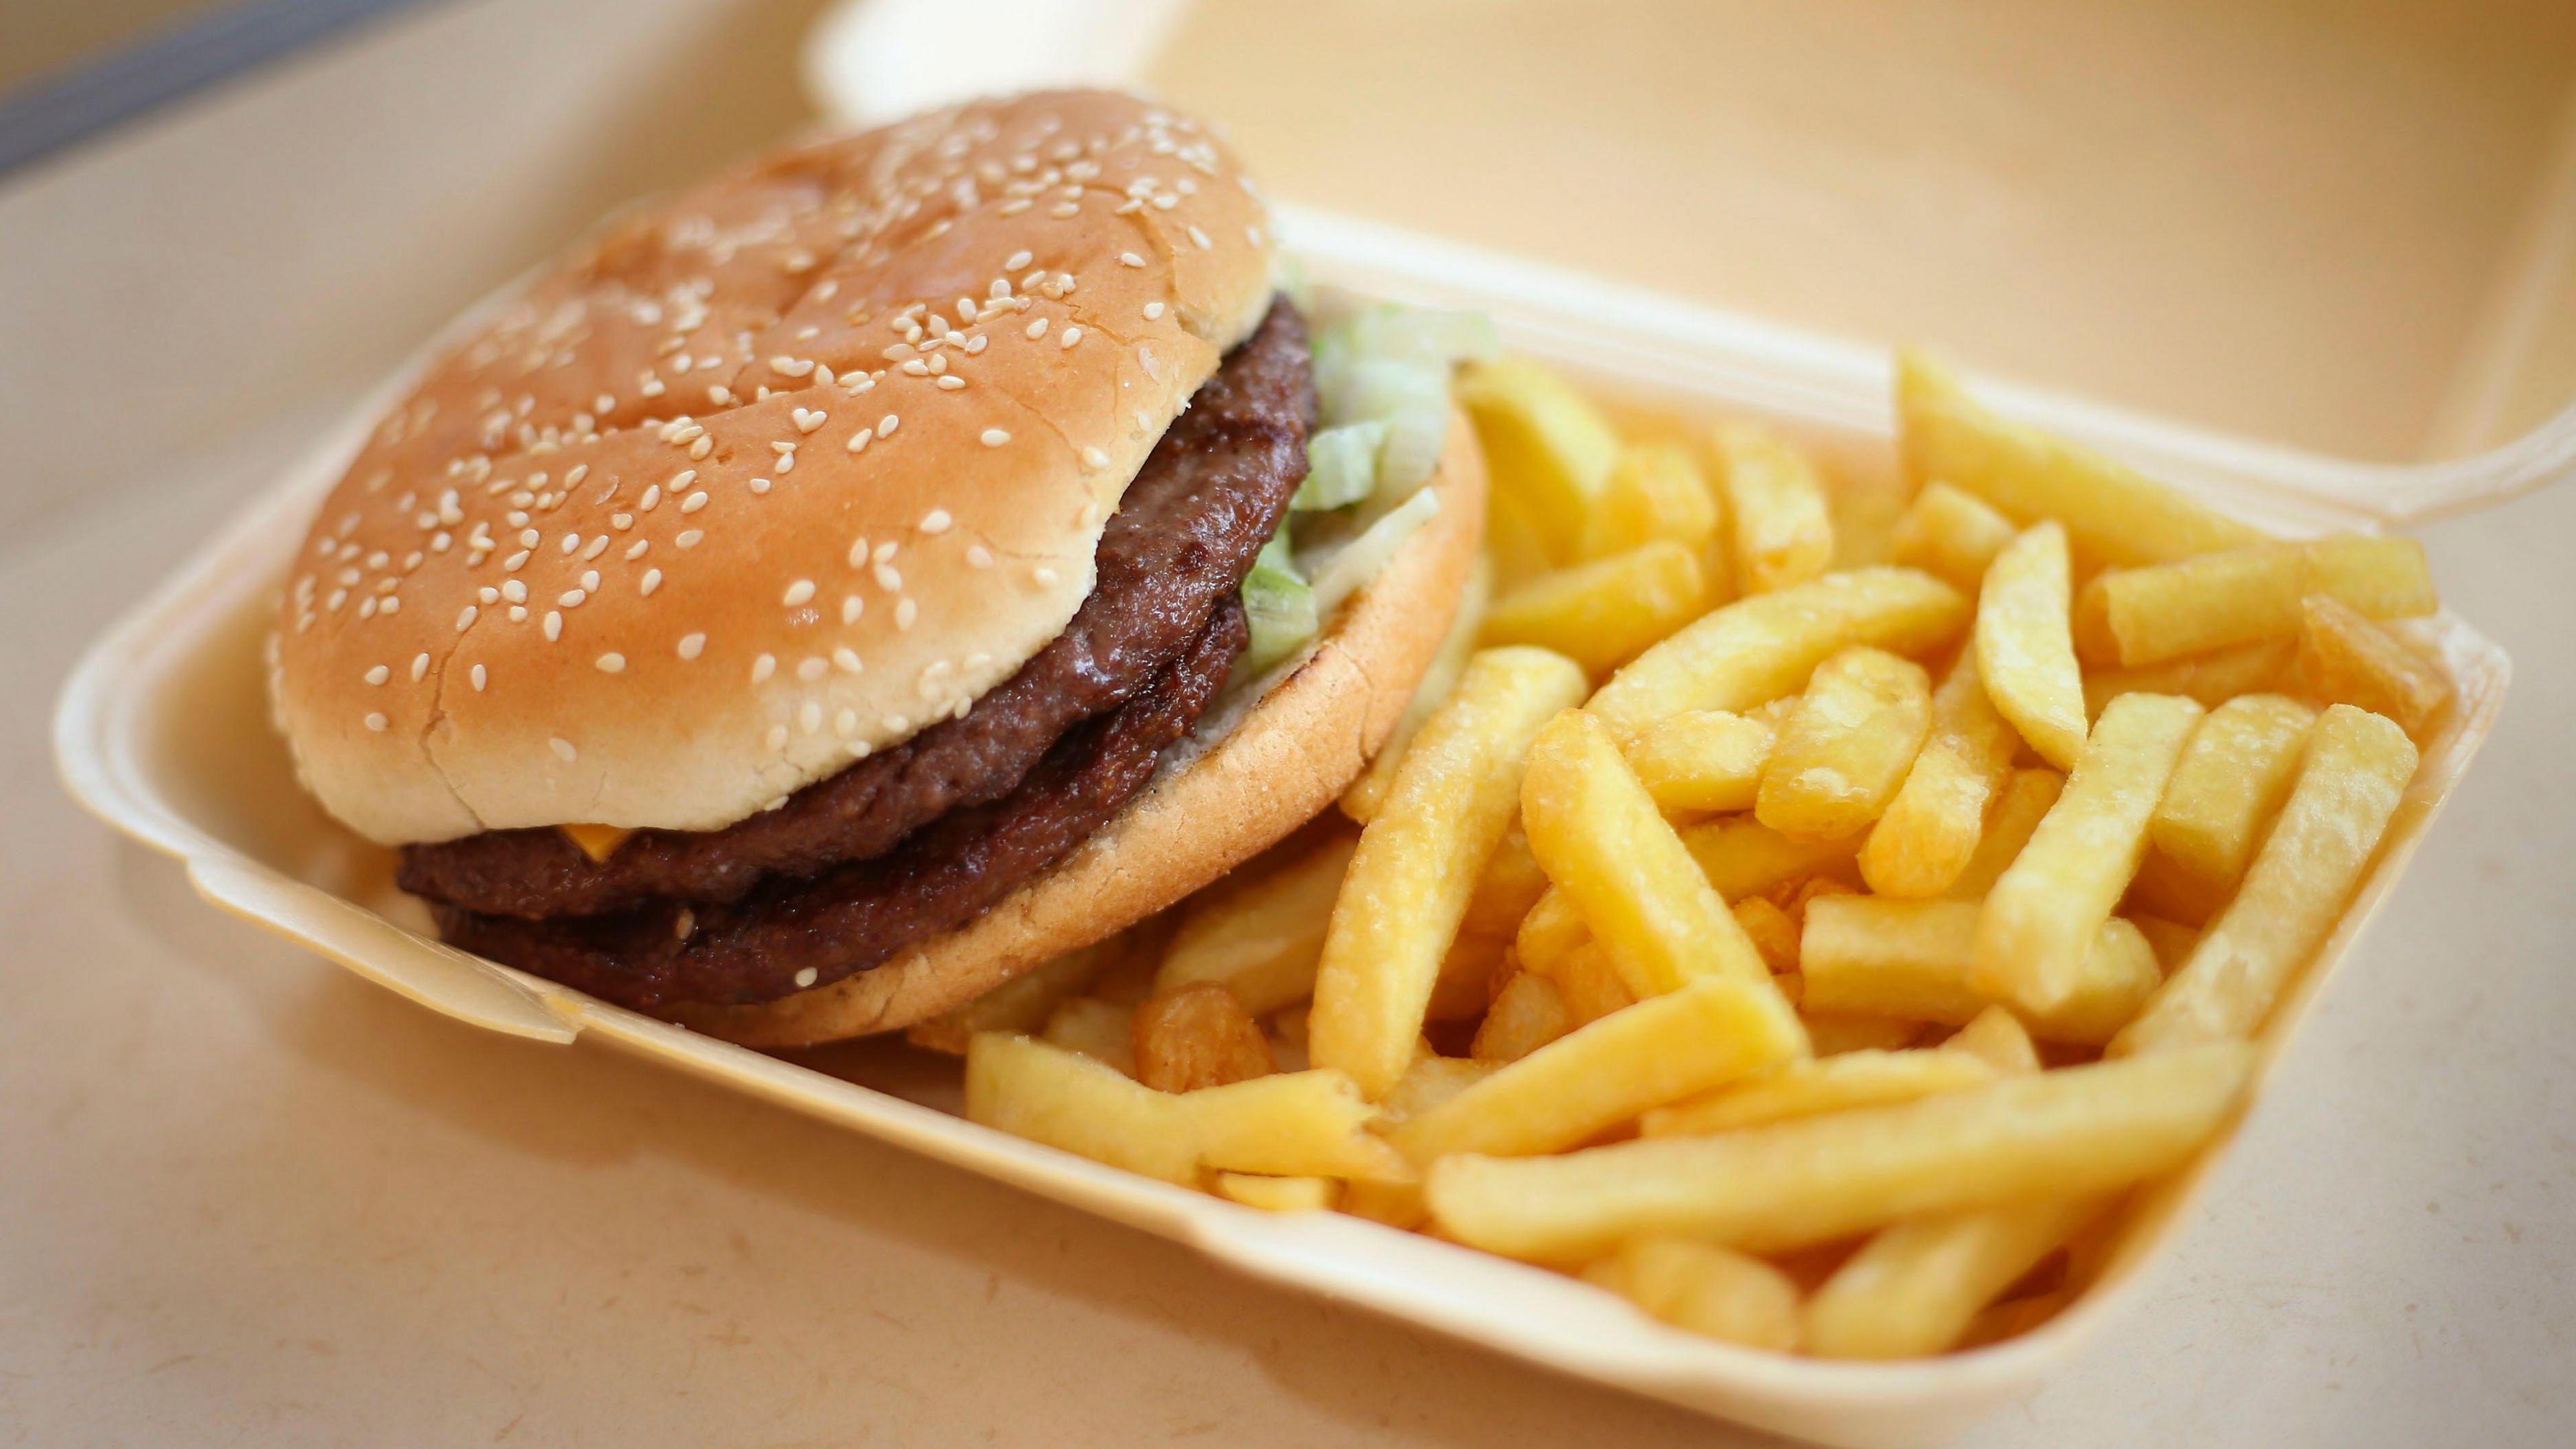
[364,712,388,732]
[841,595,863,623]
[1081,446,1110,469]
[507,606,527,623]
[846,537,871,567]
[796,655,827,682]
[1144,302,1165,320]
[878,413,900,436]
[676,530,704,548]
[749,476,771,493]
[543,611,562,641]
[678,633,705,659]
[835,708,858,735]
[411,653,430,681]
[847,741,872,758]
[502,580,527,603]
[1120,251,1144,267]
[680,491,708,513]
[936,376,965,390]
[379,597,400,615]
[470,664,487,690]
[966,544,994,569]
[798,702,823,733]
[1189,225,1212,250]
[1006,249,1032,270]
[457,604,478,631]
[625,540,649,560]
[793,408,826,434]
[833,647,863,674]
[580,570,600,592]
[1034,566,1059,586]
[558,589,586,607]
[596,653,625,674]
[751,653,775,683]
[364,664,390,686]
[641,486,661,510]
[641,568,661,596]
[920,508,953,533]
[873,563,902,590]
[1025,317,1049,339]
[783,580,816,606]
[550,737,577,761]
[845,429,870,454]
[981,428,1010,447]
[764,724,789,751]
[1059,327,1082,348]
[895,598,918,629]
[793,967,819,989]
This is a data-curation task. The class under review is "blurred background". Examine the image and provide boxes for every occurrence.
[5,4,2571,1446]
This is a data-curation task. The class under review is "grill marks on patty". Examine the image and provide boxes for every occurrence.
[433,602,1248,1009]
[398,301,1313,920]
[412,301,1313,1011]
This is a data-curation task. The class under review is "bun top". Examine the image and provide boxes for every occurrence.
[269,90,1277,845]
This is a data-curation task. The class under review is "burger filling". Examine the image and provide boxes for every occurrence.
[407,301,1316,1010]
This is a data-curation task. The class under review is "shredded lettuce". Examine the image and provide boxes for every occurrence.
[1239,523,1318,676]
[1296,421,1389,511]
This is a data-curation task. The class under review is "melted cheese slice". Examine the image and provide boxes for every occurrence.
[559,823,633,862]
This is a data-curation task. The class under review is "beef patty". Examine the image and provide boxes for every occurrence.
[400,300,1313,920]
[434,601,1247,1010]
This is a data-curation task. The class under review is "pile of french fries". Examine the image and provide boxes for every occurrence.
[927,347,2450,1360]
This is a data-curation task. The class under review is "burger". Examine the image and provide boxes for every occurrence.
[266,89,1487,1047]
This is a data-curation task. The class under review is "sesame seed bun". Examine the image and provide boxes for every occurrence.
[270,91,1277,845]
[669,411,1487,1046]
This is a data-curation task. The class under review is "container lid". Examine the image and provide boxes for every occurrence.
[807,0,2576,523]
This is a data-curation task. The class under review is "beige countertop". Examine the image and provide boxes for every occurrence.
[6,2,2573,1444]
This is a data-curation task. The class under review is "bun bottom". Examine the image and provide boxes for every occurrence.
[670,414,1487,1047]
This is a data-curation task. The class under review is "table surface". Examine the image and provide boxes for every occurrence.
[5,3,2574,1446]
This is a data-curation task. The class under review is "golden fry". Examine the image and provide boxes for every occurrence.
[1578,442,1721,561]
[1458,357,1621,564]
[1588,567,1970,738]
[1156,833,1359,1016]
[1512,885,1589,976]
[1460,827,1550,938]
[1311,648,1588,1098]
[2085,639,2293,719]
[1424,1042,2254,1261]
[1713,421,1835,593]
[906,938,1123,1054]
[2295,594,2453,738]
[1640,1047,1997,1136]
[1974,693,2202,1014]
[1479,540,1709,676]
[1803,897,2162,1046]
[1623,710,1776,815]
[1943,767,2063,900]
[1040,997,1137,1077]
[2114,704,2417,1055]
[1533,940,1640,1025]
[2149,694,2318,891]
[1888,480,2018,591]
[1731,896,1802,973]
[1593,1238,1803,1351]
[1342,560,1492,822]
[1896,352,2264,568]
[1470,971,1575,1063]
[1390,976,1806,1163]
[1976,521,2088,770]
[1214,1173,1340,1212]
[1756,647,1933,841]
[1946,1005,2041,1075]
[1521,709,1782,997]
[1805,1197,2104,1358]
[1132,983,1275,1093]
[1860,647,2019,896]
[2078,536,2436,668]
[1680,816,1867,902]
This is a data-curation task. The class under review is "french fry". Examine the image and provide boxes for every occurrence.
[1860,648,2020,896]
[965,1031,1196,1182]
[1533,941,1640,1026]
[1311,648,1588,1099]
[1214,1173,1340,1213]
[1889,480,2018,591]
[1755,647,1933,841]
[1389,976,1807,1163]
[1896,352,2264,568]
[1458,357,1621,563]
[2084,639,2293,718]
[1805,1197,2105,1358]
[1424,1041,2255,1261]
[1976,521,2088,770]
[1377,1056,1501,1126]
[1343,561,1493,822]
[1946,1005,2041,1075]
[1578,442,1721,562]
[2295,594,2453,738]
[1623,710,1776,815]
[1131,983,1275,1093]
[1470,971,1575,1063]
[2123,849,2229,928]
[2113,704,2418,1055]
[1800,1012,1924,1055]
[1184,1069,1417,1181]
[1040,997,1136,1076]
[1155,833,1359,1016]
[1680,817,1867,902]
[1731,896,1802,973]
[1339,1177,1428,1229]
[2150,694,2318,890]
[1520,710,1783,998]
[1640,1048,1998,1136]
[1460,827,1550,938]
[1803,897,2162,1046]
[1484,490,1556,591]
[1512,886,1590,976]
[1713,421,1835,592]
[1960,1290,2070,1349]
[1943,767,2063,900]
[906,938,1123,1054]
[2076,536,2436,668]
[1975,693,2203,1014]
[1587,567,1970,738]
[1591,1238,1803,1351]
[1479,540,1709,676]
